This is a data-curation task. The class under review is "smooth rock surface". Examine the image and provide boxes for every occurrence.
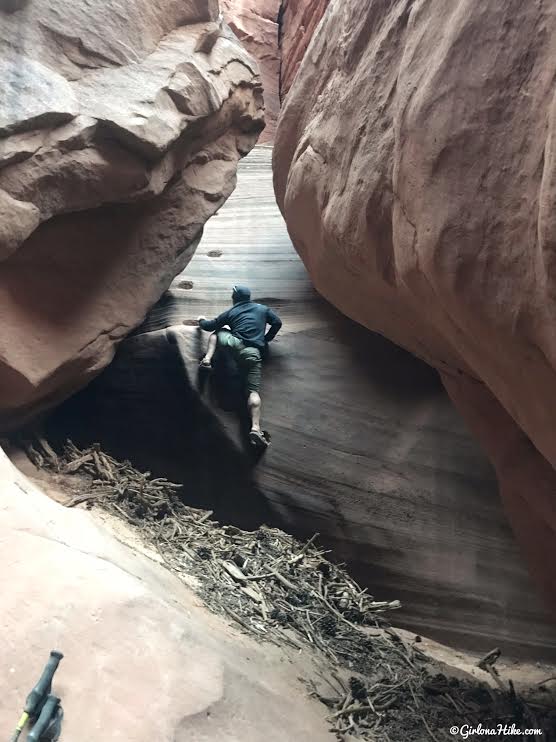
[0,447,333,742]
[50,147,556,657]
[0,0,264,429]
[222,0,281,142]
[273,0,556,617]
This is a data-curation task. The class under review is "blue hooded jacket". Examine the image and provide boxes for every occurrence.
[199,285,282,349]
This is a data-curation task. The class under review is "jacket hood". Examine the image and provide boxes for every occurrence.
[232,285,251,303]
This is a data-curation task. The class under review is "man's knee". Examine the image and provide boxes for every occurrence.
[216,328,233,346]
[248,391,261,406]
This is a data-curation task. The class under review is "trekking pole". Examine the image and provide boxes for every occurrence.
[10,651,63,742]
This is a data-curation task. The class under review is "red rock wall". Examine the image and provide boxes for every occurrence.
[222,0,330,140]
[222,0,281,142]
[0,0,264,430]
[0,449,333,741]
[273,0,556,615]
[279,0,330,97]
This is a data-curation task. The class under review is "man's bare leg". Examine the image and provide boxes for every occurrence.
[248,391,269,448]
[248,391,262,433]
[200,332,218,367]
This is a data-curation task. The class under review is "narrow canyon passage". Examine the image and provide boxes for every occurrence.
[3,1,556,739]
[49,146,556,657]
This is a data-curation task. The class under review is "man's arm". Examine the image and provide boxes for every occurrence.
[198,309,230,332]
[264,307,282,342]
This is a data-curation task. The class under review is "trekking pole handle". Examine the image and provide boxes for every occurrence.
[27,695,60,742]
[24,651,63,716]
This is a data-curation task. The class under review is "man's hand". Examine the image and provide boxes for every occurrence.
[197,315,206,324]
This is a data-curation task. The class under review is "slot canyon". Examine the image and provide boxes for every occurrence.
[1,0,556,740]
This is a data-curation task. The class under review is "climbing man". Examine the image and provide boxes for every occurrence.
[196,285,282,448]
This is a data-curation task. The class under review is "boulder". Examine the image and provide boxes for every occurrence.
[0,0,264,430]
[273,0,556,613]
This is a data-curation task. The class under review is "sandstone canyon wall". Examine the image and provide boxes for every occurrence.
[0,0,264,430]
[274,0,556,614]
[221,0,330,139]
[279,0,330,97]
[49,148,556,656]
[221,0,281,142]
[0,449,332,741]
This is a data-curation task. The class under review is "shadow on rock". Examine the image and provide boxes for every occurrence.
[47,328,271,530]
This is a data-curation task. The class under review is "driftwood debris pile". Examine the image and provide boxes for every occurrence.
[27,437,556,742]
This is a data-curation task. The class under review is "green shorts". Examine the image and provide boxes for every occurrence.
[217,330,262,393]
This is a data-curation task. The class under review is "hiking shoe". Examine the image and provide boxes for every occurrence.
[249,429,269,448]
